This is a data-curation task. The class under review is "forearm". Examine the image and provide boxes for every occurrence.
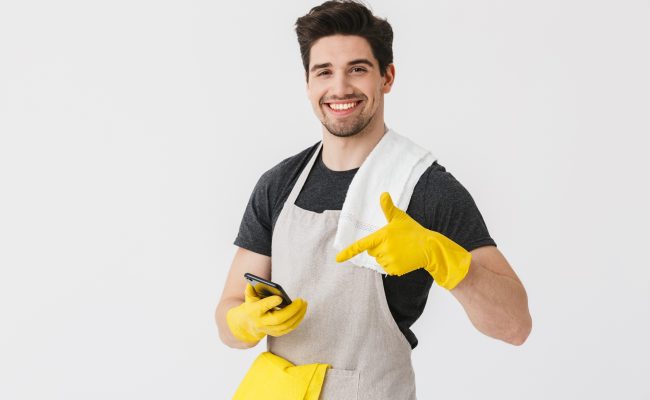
[215,298,260,349]
[450,258,532,345]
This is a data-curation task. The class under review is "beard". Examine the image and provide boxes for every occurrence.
[320,104,375,138]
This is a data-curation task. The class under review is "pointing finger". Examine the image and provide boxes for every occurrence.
[335,229,385,263]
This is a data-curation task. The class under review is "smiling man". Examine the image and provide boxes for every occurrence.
[216,1,532,399]
[307,36,382,139]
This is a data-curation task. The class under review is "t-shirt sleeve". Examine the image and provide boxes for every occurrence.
[425,162,497,251]
[233,170,275,257]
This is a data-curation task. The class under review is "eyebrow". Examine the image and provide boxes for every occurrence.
[309,58,374,73]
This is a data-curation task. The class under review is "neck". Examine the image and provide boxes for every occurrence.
[321,115,388,172]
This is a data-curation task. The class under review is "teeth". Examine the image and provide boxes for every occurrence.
[328,101,358,110]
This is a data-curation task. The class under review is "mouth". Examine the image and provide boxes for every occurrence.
[323,100,363,117]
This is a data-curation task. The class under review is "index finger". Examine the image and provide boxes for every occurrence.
[335,230,384,263]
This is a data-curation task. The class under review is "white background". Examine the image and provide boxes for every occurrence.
[1,0,649,399]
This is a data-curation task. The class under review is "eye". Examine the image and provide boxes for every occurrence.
[317,70,331,77]
[351,67,367,73]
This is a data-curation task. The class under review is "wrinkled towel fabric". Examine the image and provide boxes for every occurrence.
[333,127,437,274]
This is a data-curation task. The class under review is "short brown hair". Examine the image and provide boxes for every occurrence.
[295,0,394,82]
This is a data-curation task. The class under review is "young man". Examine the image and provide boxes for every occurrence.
[217,1,531,398]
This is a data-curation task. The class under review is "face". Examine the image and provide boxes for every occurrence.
[306,35,394,138]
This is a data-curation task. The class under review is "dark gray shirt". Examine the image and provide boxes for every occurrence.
[234,141,496,348]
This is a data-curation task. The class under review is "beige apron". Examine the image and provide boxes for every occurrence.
[268,142,417,400]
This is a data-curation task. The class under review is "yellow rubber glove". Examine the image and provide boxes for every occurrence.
[226,283,308,343]
[335,192,472,290]
[233,351,329,400]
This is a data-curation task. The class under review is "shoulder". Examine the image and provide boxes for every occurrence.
[261,142,319,182]
[256,142,319,189]
[420,160,473,204]
[252,141,320,207]
[416,160,496,250]
[415,160,482,226]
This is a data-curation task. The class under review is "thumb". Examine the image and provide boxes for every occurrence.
[244,283,261,302]
[380,192,398,222]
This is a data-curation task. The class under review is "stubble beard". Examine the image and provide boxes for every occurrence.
[321,105,375,138]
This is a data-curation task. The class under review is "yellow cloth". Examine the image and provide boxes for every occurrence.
[336,192,472,290]
[233,352,329,400]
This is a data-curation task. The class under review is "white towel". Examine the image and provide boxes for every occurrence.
[333,127,437,274]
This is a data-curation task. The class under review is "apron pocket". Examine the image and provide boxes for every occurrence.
[320,368,360,400]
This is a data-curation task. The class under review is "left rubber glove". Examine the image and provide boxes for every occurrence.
[335,192,472,290]
[226,283,308,343]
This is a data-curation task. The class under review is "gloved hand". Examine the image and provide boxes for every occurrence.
[335,192,472,290]
[226,283,308,343]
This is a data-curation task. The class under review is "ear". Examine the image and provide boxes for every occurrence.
[382,64,395,94]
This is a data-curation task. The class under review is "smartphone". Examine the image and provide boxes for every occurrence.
[244,273,293,309]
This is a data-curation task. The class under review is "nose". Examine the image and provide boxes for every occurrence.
[329,71,355,99]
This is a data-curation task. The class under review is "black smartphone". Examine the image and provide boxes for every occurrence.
[244,273,293,309]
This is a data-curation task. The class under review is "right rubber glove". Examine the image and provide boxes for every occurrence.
[335,192,472,290]
[226,283,308,344]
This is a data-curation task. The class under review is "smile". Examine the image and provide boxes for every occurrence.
[324,100,363,116]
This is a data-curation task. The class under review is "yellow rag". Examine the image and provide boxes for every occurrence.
[233,352,329,400]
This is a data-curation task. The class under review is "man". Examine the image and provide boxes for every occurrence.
[216,1,532,398]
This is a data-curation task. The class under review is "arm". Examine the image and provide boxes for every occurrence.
[335,192,532,346]
[451,245,532,345]
[215,246,272,349]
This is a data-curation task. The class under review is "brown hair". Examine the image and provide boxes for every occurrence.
[295,0,394,82]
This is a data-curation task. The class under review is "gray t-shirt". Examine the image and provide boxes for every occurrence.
[234,141,496,348]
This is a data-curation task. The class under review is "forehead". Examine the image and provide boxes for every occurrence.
[309,34,376,67]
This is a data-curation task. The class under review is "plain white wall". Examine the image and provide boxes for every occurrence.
[1,0,648,399]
